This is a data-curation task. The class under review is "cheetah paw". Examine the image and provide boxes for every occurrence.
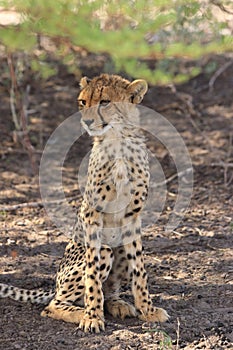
[138,307,169,323]
[79,315,105,333]
[105,299,137,319]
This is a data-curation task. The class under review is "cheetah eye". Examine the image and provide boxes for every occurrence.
[100,100,111,106]
[78,99,86,107]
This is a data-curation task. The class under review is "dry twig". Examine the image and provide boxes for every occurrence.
[169,84,233,187]
[0,195,81,212]
[209,60,233,92]
[176,318,180,350]
[211,0,233,15]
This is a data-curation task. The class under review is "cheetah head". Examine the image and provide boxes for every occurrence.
[78,74,147,136]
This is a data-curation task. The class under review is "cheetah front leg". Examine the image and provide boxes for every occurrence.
[79,220,106,333]
[123,221,169,323]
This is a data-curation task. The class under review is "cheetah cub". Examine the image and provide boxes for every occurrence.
[0,74,169,333]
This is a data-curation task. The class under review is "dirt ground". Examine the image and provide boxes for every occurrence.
[0,53,232,350]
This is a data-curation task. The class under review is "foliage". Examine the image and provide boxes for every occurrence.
[0,0,232,83]
[143,327,173,349]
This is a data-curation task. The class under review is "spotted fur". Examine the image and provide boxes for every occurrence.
[0,74,169,332]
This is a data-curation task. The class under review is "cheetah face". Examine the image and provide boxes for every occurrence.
[78,74,147,136]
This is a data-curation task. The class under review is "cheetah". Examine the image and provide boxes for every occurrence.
[0,74,169,332]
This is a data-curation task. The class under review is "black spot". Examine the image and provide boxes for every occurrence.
[127,253,133,259]
[123,230,131,237]
[76,276,82,283]
[133,207,141,213]
[97,188,102,193]
[134,199,139,205]
[106,185,111,191]
[102,195,106,200]
[89,296,94,301]
[89,286,94,293]
[100,263,106,271]
[72,270,79,276]
[133,241,137,248]
[90,233,97,240]
[125,212,133,218]
[136,250,142,256]
[96,205,103,212]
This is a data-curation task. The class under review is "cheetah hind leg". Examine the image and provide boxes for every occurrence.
[41,240,86,324]
[42,242,114,329]
[41,299,84,323]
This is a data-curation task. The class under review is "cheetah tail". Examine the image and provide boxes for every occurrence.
[0,283,55,304]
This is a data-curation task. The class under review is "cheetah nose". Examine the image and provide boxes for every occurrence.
[83,119,94,128]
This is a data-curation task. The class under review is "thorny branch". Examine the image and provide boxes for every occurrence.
[7,53,37,175]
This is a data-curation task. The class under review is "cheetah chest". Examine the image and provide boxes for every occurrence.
[83,135,149,233]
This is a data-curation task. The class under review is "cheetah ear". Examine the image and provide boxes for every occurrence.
[127,79,148,104]
[80,76,91,90]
